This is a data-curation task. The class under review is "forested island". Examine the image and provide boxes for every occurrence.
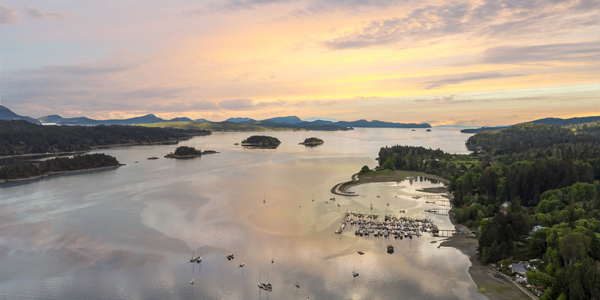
[164,146,218,158]
[241,136,281,148]
[376,121,600,299]
[299,137,324,145]
[0,153,121,182]
[0,120,211,157]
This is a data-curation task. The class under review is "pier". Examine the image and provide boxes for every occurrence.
[424,209,450,215]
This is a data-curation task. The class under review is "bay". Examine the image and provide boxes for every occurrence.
[0,128,485,300]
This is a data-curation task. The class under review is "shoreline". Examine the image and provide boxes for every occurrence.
[0,138,199,160]
[0,164,124,185]
[331,170,449,196]
[440,210,532,300]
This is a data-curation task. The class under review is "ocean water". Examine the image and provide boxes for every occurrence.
[0,128,486,300]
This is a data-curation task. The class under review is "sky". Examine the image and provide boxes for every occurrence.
[1,0,599,126]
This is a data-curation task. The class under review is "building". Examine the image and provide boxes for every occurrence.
[510,263,528,276]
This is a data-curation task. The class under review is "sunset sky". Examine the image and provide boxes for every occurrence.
[1,0,599,126]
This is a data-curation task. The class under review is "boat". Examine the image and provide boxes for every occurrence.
[295,273,300,288]
[426,129,432,132]
[190,278,194,284]
[234,143,239,145]
[238,263,245,268]
[227,254,234,260]
[357,251,365,255]
[352,271,359,277]
[387,244,394,254]
[431,241,437,243]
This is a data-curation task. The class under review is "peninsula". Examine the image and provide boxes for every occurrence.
[0,154,123,183]
[0,120,210,158]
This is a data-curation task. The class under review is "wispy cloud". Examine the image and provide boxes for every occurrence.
[324,0,597,49]
[217,98,287,110]
[413,94,473,104]
[482,42,600,65]
[22,7,69,20]
[423,72,522,89]
[187,0,414,16]
[0,4,20,24]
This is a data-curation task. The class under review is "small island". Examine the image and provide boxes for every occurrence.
[299,137,324,146]
[241,135,281,149]
[165,146,219,158]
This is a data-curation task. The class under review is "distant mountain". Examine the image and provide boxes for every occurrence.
[37,113,207,126]
[169,117,193,122]
[303,117,339,123]
[0,105,41,124]
[261,116,303,124]
[225,117,256,123]
[460,116,600,133]
[195,118,210,123]
[334,119,431,128]
[38,115,98,125]
[297,120,335,127]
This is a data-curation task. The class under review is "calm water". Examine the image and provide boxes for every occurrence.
[0,128,485,300]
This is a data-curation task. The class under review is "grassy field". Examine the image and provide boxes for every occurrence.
[439,154,481,168]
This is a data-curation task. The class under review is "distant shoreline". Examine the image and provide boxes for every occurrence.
[0,164,124,185]
[0,139,185,160]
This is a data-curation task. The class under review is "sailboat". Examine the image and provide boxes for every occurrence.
[295,273,300,288]
[190,255,195,284]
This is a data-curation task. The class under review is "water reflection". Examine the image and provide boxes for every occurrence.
[0,128,483,300]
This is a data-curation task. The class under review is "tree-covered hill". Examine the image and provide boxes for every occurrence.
[0,120,210,156]
[466,123,600,160]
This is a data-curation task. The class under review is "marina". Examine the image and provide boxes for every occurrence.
[334,211,452,239]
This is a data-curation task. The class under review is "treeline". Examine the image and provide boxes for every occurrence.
[0,154,120,180]
[377,145,470,180]
[0,120,211,156]
[453,158,597,207]
[173,146,201,156]
[375,122,600,300]
[466,123,600,161]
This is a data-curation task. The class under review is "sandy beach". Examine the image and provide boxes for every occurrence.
[440,211,529,300]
